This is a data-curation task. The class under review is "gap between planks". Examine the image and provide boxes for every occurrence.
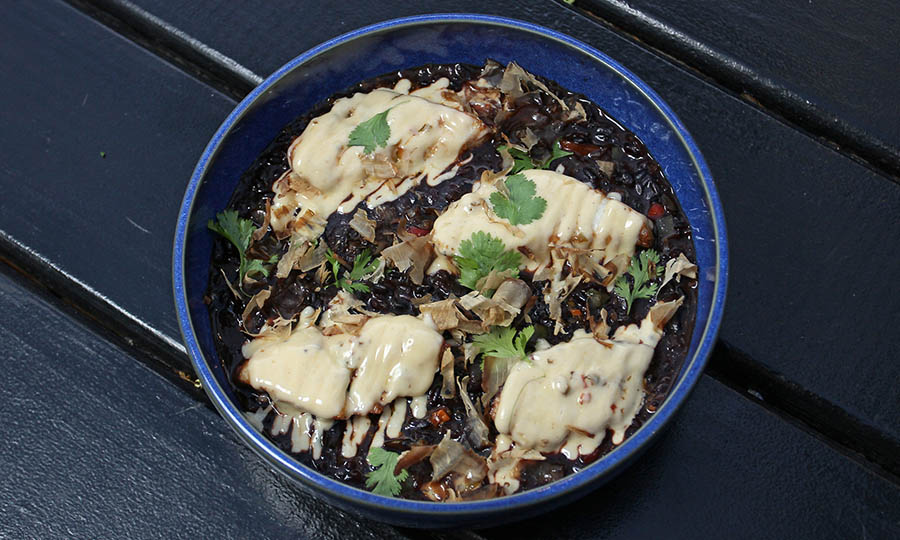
[564,0,900,184]
[0,251,482,540]
[36,0,900,486]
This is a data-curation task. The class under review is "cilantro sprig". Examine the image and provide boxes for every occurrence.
[502,146,535,174]
[473,325,535,366]
[544,140,574,167]
[348,107,394,154]
[498,140,573,173]
[453,231,522,290]
[489,173,547,226]
[365,447,409,497]
[207,210,278,288]
[326,248,379,293]
[613,249,661,315]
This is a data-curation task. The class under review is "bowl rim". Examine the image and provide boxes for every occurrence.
[173,13,728,516]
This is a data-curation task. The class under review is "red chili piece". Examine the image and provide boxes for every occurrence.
[647,203,666,219]
[559,139,603,156]
[407,226,430,236]
[428,408,451,426]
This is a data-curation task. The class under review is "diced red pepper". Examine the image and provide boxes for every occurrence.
[559,139,603,156]
[648,203,666,219]
[407,226,430,236]
[428,408,451,426]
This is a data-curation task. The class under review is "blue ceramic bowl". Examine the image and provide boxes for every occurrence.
[173,14,728,528]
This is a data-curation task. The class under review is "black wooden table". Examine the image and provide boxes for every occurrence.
[2,1,898,537]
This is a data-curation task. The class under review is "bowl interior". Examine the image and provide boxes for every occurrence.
[176,15,725,523]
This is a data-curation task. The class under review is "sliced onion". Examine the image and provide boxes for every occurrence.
[440,348,455,399]
[458,377,490,448]
[480,355,515,407]
[429,433,488,491]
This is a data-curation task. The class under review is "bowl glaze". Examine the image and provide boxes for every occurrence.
[173,14,728,528]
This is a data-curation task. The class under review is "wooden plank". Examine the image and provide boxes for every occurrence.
[0,268,416,539]
[481,377,900,538]
[80,0,900,444]
[0,0,235,347]
[0,3,896,534]
[2,266,896,537]
[575,0,900,176]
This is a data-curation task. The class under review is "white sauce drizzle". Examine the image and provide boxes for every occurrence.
[370,404,393,450]
[270,411,292,436]
[486,434,545,495]
[290,413,313,453]
[341,416,372,458]
[387,399,407,438]
[240,326,354,418]
[270,79,487,233]
[344,316,444,416]
[426,253,456,275]
[410,396,429,419]
[240,314,442,420]
[369,400,399,448]
[431,169,650,271]
[311,418,333,460]
[244,404,272,431]
[493,305,673,456]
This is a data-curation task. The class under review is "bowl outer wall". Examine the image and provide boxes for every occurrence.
[173,13,728,528]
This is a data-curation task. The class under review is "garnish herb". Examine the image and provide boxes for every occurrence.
[502,146,535,174]
[365,447,409,497]
[453,231,522,290]
[208,210,278,288]
[326,248,379,293]
[473,325,535,366]
[613,249,661,314]
[489,173,547,226]
[498,140,573,173]
[348,107,394,154]
[546,139,574,165]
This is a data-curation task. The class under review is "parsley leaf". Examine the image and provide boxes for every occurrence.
[473,325,535,366]
[326,248,378,293]
[348,108,393,154]
[365,447,409,497]
[453,231,522,290]
[208,210,277,288]
[613,249,662,314]
[489,173,547,226]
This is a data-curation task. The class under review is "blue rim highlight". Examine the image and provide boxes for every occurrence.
[173,14,728,518]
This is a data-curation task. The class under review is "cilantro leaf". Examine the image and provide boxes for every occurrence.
[347,249,379,281]
[243,259,269,279]
[454,231,522,290]
[208,210,277,288]
[473,325,534,366]
[613,249,662,314]
[208,210,253,253]
[365,447,409,497]
[348,108,393,154]
[489,173,547,226]
[326,248,378,293]
[498,145,536,174]
[545,140,573,167]
[497,140,572,174]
